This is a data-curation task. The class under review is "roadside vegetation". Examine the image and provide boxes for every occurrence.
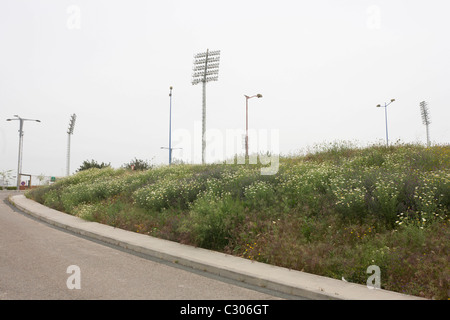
[26,142,449,299]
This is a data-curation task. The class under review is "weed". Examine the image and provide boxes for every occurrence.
[26,142,450,299]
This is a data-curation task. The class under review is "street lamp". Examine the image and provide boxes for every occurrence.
[161,86,182,165]
[192,49,221,164]
[66,114,76,176]
[376,99,395,147]
[245,94,263,159]
[168,86,173,165]
[6,115,41,191]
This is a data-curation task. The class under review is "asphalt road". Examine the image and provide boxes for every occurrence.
[0,191,288,300]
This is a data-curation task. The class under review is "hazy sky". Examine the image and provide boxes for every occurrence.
[1,0,449,181]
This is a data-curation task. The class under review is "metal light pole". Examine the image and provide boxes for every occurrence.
[161,87,174,165]
[169,86,173,165]
[161,87,182,165]
[192,49,221,164]
[420,101,431,147]
[245,94,263,159]
[6,115,41,190]
[376,99,395,147]
[66,114,76,176]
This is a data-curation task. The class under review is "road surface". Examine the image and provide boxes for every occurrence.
[0,191,290,300]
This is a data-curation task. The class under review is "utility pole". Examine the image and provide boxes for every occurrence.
[192,49,221,164]
[6,115,41,190]
[67,114,76,176]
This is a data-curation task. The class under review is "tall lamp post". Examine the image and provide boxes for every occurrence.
[168,86,173,165]
[245,94,263,159]
[192,49,221,164]
[161,86,177,165]
[66,114,76,176]
[376,99,395,147]
[6,115,41,190]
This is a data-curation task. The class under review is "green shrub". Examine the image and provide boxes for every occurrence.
[182,191,245,250]
[243,180,275,210]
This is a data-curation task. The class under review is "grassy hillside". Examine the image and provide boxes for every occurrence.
[27,142,449,299]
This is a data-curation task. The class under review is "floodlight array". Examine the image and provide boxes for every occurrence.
[192,76,219,85]
[67,113,77,134]
[193,63,220,72]
[192,69,219,78]
[194,50,220,59]
[193,56,221,65]
[420,101,431,125]
[192,49,221,85]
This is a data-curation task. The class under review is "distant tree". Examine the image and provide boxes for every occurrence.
[37,173,46,186]
[76,159,111,172]
[122,157,152,171]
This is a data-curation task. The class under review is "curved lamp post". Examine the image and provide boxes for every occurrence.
[376,99,395,147]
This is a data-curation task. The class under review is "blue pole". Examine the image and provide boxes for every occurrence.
[169,86,173,165]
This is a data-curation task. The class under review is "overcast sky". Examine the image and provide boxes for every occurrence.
[1,0,449,181]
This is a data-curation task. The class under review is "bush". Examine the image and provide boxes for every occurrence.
[25,142,450,299]
[132,170,205,212]
[122,158,153,171]
[76,159,111,172]
[182,191,245,250]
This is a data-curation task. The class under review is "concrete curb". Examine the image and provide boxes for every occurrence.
[8,194,425,300]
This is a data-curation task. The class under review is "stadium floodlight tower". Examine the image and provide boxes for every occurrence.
[192,49,221,164]
[420,101,431,147]
[66,113,76,176]
[6,115,41,191]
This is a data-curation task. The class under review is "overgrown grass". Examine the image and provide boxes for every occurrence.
[26,142,450,299]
